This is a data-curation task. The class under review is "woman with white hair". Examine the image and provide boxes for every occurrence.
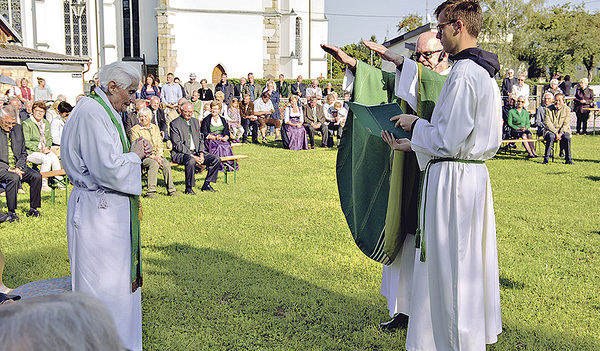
[546,78,563,96]
[574,77,594,135]
[61,61,152,351]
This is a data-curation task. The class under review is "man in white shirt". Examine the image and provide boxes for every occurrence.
[253,92,281,143]
[512,74,530,108]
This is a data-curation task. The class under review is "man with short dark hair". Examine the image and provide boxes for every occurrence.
[382,0,502,349]
[215,73,234,105]
[303,96,328,148]
[170,102,221,194]
[543,93,573,164]
[0,105,43,222]
[242,73,262,102]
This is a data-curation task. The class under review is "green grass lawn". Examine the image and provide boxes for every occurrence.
[1,135,599,350]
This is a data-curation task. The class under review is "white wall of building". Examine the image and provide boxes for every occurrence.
[33,70,86,104]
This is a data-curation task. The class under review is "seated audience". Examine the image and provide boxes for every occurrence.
[191,90,203,120]
[130,107,178,198]
[141,74,161,102]
[276,74,290,98]
[546,78,563,96]
[6,97,22,123]
[306,79,323,100]
[197,78,214,101]
[50,101,72,152]
[508,96,537,157]
[234,77,247,102]
[543,93,573,164]
[0,292,124,351]
[125,99,147,139]
[149,96,168,141]
[574,77,594,135]
[535,92,554,137]
[184,73,201,99]
[161,73,183,112]
[283,95,308,150]
[201,101,236,172]
[170,101,221,194]
[33,77,52,102]
[215,73,234,105]
[512,75,530,108]
[45,99,63,123]
[265,81,281,134]
[240,93,258,143]
[303,96,328,148]
[328,101,347,147]
[254,92,282,143]
[323,82,335,97]
[226,98,244,142]
[167,98,189,131]
[22,101,62,191]
[214,91,229,118]
[291,75,307,99]
[242,73,262,102]
[0,105,43,221]
[502,96,516,140]
[19,101,33,123]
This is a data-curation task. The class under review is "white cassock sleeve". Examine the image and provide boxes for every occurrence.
[394,59,419,112]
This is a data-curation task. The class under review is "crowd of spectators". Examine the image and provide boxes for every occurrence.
[500,69,585,164]
[0,71,349,214]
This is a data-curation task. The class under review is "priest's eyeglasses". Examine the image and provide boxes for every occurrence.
[411,50,442,61]
[437,20,456,34]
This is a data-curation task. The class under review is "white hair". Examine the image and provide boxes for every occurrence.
[0,292,123,350]
[0,105,17,120]
[543,92,554,99]
[550,78,559,85]
[139,107,152,118]
[580,77,589,84]
[98,61,141,89]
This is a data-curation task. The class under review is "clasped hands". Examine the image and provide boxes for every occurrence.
[380,114,419,152]
[130,137,153,160]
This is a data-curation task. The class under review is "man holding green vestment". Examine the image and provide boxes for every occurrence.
[322,31,449,330]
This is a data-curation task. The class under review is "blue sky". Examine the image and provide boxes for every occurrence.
[325,0,600,46]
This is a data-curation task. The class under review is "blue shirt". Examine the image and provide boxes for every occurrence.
[161,83,183,104]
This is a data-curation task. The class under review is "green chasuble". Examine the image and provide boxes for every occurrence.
[337,61,446,264]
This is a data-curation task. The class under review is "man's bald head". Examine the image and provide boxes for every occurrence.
[414,31,449,74]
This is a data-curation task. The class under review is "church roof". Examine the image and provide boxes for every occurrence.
[383,23,437,48]
[0,44,89,64]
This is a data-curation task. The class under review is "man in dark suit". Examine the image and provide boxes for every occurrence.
[149,96,168,141]
[214,73,234,106]
[170,101,221,194]
[501,68,517,105]
[19,101,33,123]
[0,105,43,222]
[303,96,329,149]
[291,75,307,99]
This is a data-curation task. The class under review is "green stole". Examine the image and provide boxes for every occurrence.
[89,91,143,293]
[336,61,446,264]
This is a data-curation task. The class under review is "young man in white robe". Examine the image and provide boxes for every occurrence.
[61,61,152,351]
[378,0,503,349]
[322,31,452,331]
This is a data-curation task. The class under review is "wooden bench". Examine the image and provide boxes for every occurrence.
[40,169,68,204]
[500,139,543,156]
[169,154,249,184]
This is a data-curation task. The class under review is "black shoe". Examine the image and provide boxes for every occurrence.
[0,213,9,223]
[559,150,565,157]
[379,313,409,331]
[200,184,218,192]
[565,159,574,164]
[7,212,19,222]
[184,188,196,195]
[26,208,42,218]
[542,158,549,164]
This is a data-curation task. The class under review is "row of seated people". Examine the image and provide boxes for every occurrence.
[503,92,573,164]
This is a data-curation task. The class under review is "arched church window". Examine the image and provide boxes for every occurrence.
[295,17,303,65]
[0,0,22,36]
[63,0,89,56]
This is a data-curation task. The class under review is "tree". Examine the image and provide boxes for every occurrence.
[525,4,600,81]
[479,0,545,74]
[397,13,423,34]
[327,36,382,79]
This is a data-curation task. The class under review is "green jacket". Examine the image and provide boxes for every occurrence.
[507,108,530,130]
[22,117,53,154]
[276,81,290,98]
[241,82,262,101]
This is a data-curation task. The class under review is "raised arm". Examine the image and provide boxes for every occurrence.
[362,41,404,67]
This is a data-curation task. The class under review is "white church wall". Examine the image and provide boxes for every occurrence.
[139,0,159,65]
[169,0,263,12]
[34,71,86,104]
[102,1,120,67]
[169,11,264,80]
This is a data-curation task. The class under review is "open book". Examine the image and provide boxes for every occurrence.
[347,101,412,140]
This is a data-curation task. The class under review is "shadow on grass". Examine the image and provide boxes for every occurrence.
[141,243,395,350]
[499,274,525,289]
[586,176,600,181]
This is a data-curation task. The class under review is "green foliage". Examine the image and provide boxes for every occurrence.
[397,13,424,33]
[2,136,600,349]
[327,36,382,79]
